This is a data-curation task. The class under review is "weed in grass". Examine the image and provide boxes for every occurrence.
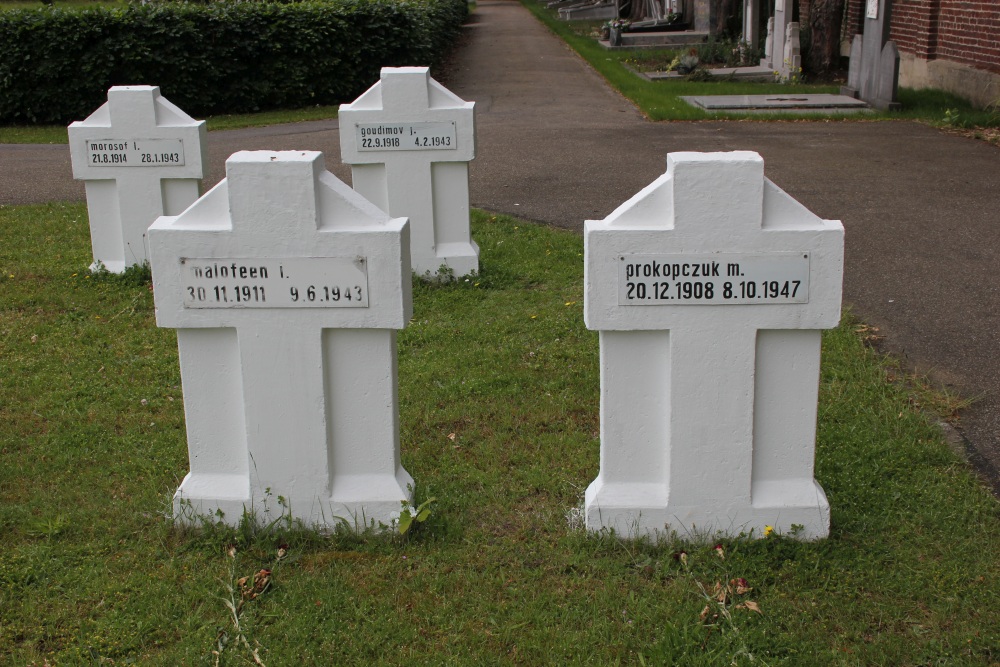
[213,542,285,667]
[392,496,437,536]
[88,259,153,287]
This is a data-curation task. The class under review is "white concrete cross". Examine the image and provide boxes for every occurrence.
[69,86,206,273]
[149,151,414,529]
[340,67,479,278]
[584,151,844,540]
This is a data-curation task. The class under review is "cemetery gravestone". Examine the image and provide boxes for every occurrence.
[149,150,414,528]
[69,86,206,273]
[742,0,759,52]
[583,151,844,540]
[760,0,790,72]
[783,21,802,77]
[841,0,900,110]
[340,67,479,278]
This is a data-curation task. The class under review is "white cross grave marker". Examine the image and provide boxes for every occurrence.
[69,86,206,273]
[583,151,844,540]
[149,151,414,528]
[340,67,479,278]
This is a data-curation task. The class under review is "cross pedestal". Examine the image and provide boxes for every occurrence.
[69,86,206,273]
[149,151,414,529]
[584,152,844,540]
[340,67,479,278]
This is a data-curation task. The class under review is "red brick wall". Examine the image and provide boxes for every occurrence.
[889,0,1000,74]
[843,0,865,39]
[933,0,1000,73]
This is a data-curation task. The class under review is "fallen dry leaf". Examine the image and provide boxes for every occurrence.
[731,578,752,595]
[736,600,763,614]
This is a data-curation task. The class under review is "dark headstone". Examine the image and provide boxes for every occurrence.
[841,0,900,111]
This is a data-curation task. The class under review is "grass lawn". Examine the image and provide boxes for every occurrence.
[2,202,999,664]
[519,0,1000,133]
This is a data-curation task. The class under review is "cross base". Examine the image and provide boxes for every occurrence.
[173,469,414,530]
[90,259,127,274]
[413,239,481,278]
[585,478,830,540]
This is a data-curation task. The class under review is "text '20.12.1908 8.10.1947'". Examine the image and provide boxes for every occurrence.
[618,253,811,305]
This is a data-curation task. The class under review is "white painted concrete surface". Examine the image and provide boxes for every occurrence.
[69,86,206,273]
[149,151,414,529]
[340,67,479,278]
[583,151,844,540]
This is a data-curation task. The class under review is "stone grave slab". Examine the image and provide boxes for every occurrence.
[69,86,206,273]
[559,1,616,20]
[583,151,844,540]
[340,67,479,278]
[149,150,414,529]
[682,94,870,113]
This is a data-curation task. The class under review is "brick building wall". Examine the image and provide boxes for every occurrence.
[843,0,864,42]
[890,0,999,73]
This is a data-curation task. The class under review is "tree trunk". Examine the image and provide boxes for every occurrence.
[807,0,845,74]
[712,0,738,37]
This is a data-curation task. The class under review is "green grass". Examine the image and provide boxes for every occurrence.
[2,202,999,664]
[519,0,1000,128]
[519,1,838,121]
[0,105,341,145]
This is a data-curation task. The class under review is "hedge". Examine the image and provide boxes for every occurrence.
[0,0,468,124]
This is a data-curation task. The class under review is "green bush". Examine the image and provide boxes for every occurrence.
[0,0,468,124]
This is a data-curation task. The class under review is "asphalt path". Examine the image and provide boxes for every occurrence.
[3,0,999,493]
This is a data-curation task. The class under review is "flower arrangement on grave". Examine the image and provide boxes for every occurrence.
[774,58,803,84]
[677,49,700,74]
[609,18,631,31]
[604,18,631,46]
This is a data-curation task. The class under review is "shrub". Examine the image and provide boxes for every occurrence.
[0,0,468,124]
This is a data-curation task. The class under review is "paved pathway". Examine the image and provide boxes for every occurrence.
[3,0,1000,492]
